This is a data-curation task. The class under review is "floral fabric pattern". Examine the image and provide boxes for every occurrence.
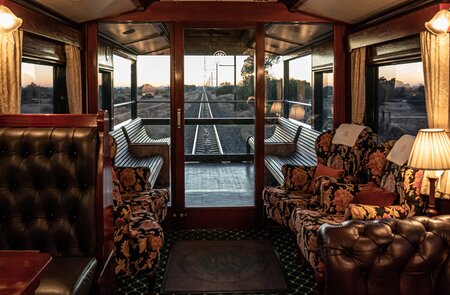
[344,203,410,220]
[123,188,170,223]
[282,165,316,192]
[114,167,151,193]
[315,130,335,165]
[319,183,364,215]
[367,140,396,185]
[292,209,344,273]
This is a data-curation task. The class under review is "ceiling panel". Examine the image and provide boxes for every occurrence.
[34,0,136,23]
[297,0,410,24]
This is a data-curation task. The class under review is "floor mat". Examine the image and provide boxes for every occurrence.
[161,239,288,293]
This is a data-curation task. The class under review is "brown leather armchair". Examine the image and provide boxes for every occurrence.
[318,216,450,295]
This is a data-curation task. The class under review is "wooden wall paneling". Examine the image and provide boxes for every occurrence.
[312,40,333,70]
[85,23,99,114]
[348,3,450,51]
[5,0,81,47]
[333,24,349,127]
[254,23,265,226]
[22,32,65,63]
[104,2,334,23]
[98,40,114,70]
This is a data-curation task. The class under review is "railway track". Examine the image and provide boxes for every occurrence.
[191,87,224,155]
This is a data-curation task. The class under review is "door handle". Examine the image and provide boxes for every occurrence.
[177,108,182,128]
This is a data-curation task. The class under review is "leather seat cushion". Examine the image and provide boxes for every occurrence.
[35,257,97,295]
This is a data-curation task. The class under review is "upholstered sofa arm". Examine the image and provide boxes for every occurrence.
[344,203,410,220]
[114,166,151,193]
[282,164,316,191]
[317,217,450,295]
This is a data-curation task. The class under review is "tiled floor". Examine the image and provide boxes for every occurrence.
[185,162,254,207]
[116,227,317,294]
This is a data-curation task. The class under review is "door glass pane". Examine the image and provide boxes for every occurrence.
[184,29,255,208]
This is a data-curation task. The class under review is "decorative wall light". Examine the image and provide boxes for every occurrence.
[408,129,450,216]
[0,4,22,34]
[425,9,450,34]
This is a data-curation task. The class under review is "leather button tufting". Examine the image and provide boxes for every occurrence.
[73,151,78,156]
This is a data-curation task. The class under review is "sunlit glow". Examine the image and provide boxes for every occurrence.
[0,5,22,34]
[21,63,53,87]
[113,54,131,87]
[425,9,450,34]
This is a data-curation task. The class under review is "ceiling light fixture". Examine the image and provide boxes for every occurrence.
[122,29,135,35]
[425,9,450,34]
[0,4,22,33]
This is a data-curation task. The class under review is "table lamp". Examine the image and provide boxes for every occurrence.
[408,129,450,216]
[270,101,282,116]
[289,105,305,121]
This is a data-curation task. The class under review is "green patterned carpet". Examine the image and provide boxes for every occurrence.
[116,227,316,294]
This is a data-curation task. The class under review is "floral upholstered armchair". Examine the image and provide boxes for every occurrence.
[262,126,377,229]
[110,135,170,288]
[110,136,169,223]
[112,171,164,280]
[290,139,425,280]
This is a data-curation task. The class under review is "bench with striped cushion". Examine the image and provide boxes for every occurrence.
[247,117,320,185]
[110,119,170,188]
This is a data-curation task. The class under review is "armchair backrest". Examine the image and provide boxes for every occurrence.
[0,112,113,263]
[315,127,378,183]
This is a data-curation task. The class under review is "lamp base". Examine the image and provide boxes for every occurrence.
[425,206,438,217]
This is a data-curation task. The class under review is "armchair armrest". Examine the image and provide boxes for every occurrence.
[282,164,316,192]
[344,203,410,221]
[128,143,170,187]
[114,166,151,193]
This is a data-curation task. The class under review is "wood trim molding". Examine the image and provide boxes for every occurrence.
[5,0,81,47]
[103,2,334,23]
[333,24,350,127]
[348,3,450,51]
[85,23,99,114]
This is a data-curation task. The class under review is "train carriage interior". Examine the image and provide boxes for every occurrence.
[1,0,450,294]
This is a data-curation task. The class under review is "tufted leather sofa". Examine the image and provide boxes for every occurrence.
[0,112,114,294]
[318,216,450,295]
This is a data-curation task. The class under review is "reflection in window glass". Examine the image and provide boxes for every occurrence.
[113,54,132,125]
[21,62,54,113]
[137,56,170,120]
[377,62,427,141]
[288,55,312,125]
[319,72,333,131]
[266,56,283,117]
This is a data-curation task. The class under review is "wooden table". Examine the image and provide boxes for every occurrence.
[0,251,52,295]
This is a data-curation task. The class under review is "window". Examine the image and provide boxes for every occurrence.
[287,55,312,125]
[376,62,426,141]
[21,62,55,113]
[113,54,132,126]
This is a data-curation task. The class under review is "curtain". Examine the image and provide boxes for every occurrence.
[351,47,366,125]
[420,30,450,133]
[65,44,82,114]
[0,29,22,114]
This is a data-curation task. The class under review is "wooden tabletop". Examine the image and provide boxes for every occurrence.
[0,251,52,295]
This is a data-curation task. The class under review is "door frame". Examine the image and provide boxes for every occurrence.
[169,22,266,229]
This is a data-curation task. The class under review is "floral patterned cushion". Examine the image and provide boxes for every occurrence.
[367,140,396,186]
[319,183,364,215]
[282,165,316,192]
[344,203,410,220]
[315,130,335,165]
[114,166,151,193]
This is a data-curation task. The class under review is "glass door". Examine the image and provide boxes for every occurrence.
[181,28,256,228]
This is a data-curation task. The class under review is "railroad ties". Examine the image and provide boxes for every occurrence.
[191,88,224,155]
